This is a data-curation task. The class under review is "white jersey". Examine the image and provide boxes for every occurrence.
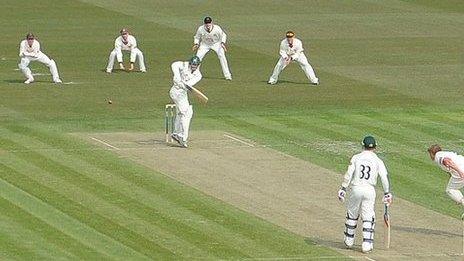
[114,35,137,51]
[279,38,305,60]
[342,150,390,192]
[434,151,464,179]
[19,39,41,57]
[171,61,202,91]
[194,24,227,46]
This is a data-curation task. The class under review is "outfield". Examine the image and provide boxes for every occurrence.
[1,0,463,259]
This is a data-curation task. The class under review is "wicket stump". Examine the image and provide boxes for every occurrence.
[165,104,176,143]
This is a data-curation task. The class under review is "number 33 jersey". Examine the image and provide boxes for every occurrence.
[342,150,390,191]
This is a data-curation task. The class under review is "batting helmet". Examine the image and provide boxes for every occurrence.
[362,136,377,149]
[189,56,201,66]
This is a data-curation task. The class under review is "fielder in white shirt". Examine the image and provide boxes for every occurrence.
[106,28,146,73]
[338,136,392,253]
[169,56,203,148]
[428,144,464,210]
[18,33,62,84]
[268,31,319,85]
[192,16,232,80]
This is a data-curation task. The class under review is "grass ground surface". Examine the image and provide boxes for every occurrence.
[0,0,463,259]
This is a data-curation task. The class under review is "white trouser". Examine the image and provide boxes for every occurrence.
[18,53,60,82]
[446,177,464,204]
[106,48,146,71]
[345,185,376,251]
[196,43,231,79]
[269,53,318,84]
[169,86,193,142]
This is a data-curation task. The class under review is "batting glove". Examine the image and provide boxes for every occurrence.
[338,187,346,202]
[383,192,393,206]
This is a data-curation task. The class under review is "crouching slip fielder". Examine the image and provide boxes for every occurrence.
[428,145,464,208]
[169,56,202,148]
[192,16,232,80]
[106,29,146,73]
[18,33,62,84]
[268,31,318,85]
[338,136,392,253]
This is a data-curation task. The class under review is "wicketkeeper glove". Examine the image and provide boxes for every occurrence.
[337,187,347,202]
[383,192,393,206]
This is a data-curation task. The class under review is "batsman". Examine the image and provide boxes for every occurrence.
[168,56,203,148]
[338,136,392,253]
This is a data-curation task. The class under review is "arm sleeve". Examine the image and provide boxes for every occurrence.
[184,73,202,88]
[221,29,227,43]
[279,41,288,59]
[19,41,25,57]
[193,27,201,45]
[114,38,121,49]
[171,62,183,84]
[341,158,356,188]
[130,36,137,49]
[378,161,390,193]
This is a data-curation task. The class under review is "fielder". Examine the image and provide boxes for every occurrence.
[18,33,62,84]
[338,136,392,253]
[106,28,146,73]
[428,145,464,209]
[192,16,232,80]
[268,31,319,85]
[169,56,203,148]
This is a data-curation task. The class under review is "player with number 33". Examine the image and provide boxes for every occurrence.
[337,136,392,253]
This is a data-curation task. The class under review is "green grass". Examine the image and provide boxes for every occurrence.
[1,0,463,259]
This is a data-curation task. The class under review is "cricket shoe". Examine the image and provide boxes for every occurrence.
[179,140,188,148]
[267,80,277,85]
[225,76,232,81]
[129,63,134,71]
[310,81,319,86]
[344,237,354,249]
[119,63,125,70]
[106,69,112,73]
[361,242,373,253]
[54,79,62,84]
[140,68,147,73]
[24,78,34,84]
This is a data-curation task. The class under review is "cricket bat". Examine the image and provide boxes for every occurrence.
[384,204,391,249]
[190,86,209,104]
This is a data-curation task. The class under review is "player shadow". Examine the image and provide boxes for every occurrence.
[202,76,227,80]
[277,80,310,85]
[304,237,348,250]
[4,79,26,84]
[261,80,310,85]
[393,225,461,238]
[4,79,55,84]
[100,69,143,73]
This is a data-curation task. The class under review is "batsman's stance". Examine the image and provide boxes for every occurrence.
[428,145,464,213]
[338,136,392,253]
[169,56,202,148]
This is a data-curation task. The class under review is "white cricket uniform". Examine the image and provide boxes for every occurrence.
[341,150,390,251]
[169,61,202,142]
[106,35,146,72]
[268,38,318,84]
[18,39,61,83]
[194,24,231,79]
[434,151,464,204]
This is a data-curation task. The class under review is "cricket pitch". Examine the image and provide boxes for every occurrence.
[80,130,463,260]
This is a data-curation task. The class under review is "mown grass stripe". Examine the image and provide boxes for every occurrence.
[0,123,336,257]
[0,162,152,260]
[0,132,265,258]
[0,152,219,259]
[0,212,78,260]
